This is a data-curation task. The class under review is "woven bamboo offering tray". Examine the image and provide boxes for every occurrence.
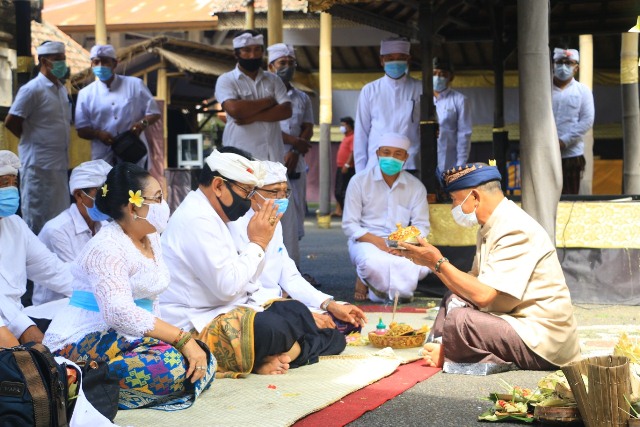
[368,324,427,349]
[533,405,582,424]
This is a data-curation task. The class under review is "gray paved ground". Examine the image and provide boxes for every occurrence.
[298,214,638,427]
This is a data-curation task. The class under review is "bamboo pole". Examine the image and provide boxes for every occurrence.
[95,0,107,45]
[317,12,332,222]
[579,34,594,195]
[157,62,169,169]
[245,1,255,30]
[267,0,283,45]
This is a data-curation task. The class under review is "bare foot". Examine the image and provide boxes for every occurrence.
[422,343,444,368]
[254,354,292,375]
[354,277,368,302]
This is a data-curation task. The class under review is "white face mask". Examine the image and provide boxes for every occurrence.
[135,200,170,233]
[451,191,478,228]
[339,125,347,134]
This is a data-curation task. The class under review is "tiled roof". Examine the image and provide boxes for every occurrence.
[31,20,90,75]
[208,0,307,13]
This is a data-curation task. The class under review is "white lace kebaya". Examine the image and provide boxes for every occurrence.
[44,221,170,351]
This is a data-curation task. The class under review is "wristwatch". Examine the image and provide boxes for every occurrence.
[139,119,149,129]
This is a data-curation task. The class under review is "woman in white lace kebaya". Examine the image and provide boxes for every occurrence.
[43,162,215,410]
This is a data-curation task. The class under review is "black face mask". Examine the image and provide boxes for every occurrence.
[238,57,263,72]
[275,66,295,83]
[219,181,252,221]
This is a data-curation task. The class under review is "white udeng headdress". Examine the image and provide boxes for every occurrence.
[233,33,264,49]
[261,161,288,186]
[69,160,113,195]
[205,150,265,187]
[0,151,20,176]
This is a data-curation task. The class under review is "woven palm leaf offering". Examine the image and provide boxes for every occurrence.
[368,322,428,349]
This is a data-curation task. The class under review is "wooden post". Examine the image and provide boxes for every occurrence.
[245,0,255,30]
[157,62,169,168]
[95,0,107,45]
[579,34,594,195]
[621,32,640,194]
[491,1,509,190]
[318,12,332,219]
[267,0,283,45]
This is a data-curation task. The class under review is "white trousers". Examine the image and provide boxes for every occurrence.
[349,240,430,300]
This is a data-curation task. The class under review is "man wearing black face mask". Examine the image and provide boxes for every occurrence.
[266,43,314,267]
[161,147,346,376]
[214,31,292,163]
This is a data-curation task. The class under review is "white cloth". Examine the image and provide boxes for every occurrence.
[160,189,266,333]
[0,150,20,176]
[262,161,287,185]
[68,159,112,194]
[8,73,71,170]
[32,204,106,305]
[354,74,421,172]
[267,43,295,64]
[0,215,72,338]
[228,210,331,308]
[204,149,265,186]
[75,74,160,166]
[215,66,291,161]
[434,88,473,172]
[342,166,431,299]
[552,79,595,158]
[233,33,264,48]
[44,221,169,351]
[89,44,116,59]
[36,41,65,55]
[553,48,579,63]
[380,39,410,56]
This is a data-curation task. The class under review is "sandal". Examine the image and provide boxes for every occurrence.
[354,277,368,302]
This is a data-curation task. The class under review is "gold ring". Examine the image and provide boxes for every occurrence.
[196,366,206,370]
[269,217,276,226]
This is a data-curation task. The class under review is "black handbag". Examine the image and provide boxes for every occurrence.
[75,360,120,422]
[112,130,147,164]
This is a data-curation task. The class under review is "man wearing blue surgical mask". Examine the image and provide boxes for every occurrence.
[551,48,595,195]
[228,161,367,333]
[354,37,422,174]
[0,150,73,345]
[432,57,473,177]
[342,133,431,303]
[75,44,161,168]
[5,41,72,235]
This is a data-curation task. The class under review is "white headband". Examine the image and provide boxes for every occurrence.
[0,150,20,176]
[261,161,288,186]
[267,43,295,64]
[233,33,264,49]
[90,44,117,60]
[69,160,112,195]
[36,41,65,56]
[377,132,411,151]
[380,39,410,56]
[205,149,265,187]
[553,48,580,63]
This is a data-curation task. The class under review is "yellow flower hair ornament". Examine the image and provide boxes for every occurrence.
[101,184,109,197]
[128,190,143,207]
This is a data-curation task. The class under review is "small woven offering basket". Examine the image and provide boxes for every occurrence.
[368,331,426,349]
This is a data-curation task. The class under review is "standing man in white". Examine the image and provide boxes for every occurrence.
[354,37,421,175]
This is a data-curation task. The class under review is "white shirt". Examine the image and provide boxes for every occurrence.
[44,222,169,351]
[342,166,430,240]
[8,73,71,170]
[0,215,72,337]
[354,74,422,172]
[75,75,160,164]
[434,88,473,172]
[215,66,291,161]
[280,86,314,173]
[160,189,266,333]
[552,78,595,158]
[32,204,106,305]
[228,210,331,309]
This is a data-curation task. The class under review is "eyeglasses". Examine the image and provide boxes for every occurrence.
[554,60,577,66]
[258,187,291,199]
[141,193,164,204]
[222,179,257,200]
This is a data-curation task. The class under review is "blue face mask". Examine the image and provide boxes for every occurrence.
[92,66,113,82]
[384,61,408,79]
[256,191,289,215]
[433,75,449,92]
[378,157,404,176]
[50,60,68,79]
[0,186,20,217]
[82,192,110,221]
[554,64,574,81]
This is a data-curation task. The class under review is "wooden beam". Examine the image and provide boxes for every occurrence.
[328,4,418,40]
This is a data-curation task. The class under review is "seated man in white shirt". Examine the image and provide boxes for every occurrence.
[228,161,367,333]
[0,151,72,344]
[32,159,112,305]
[342,133,431,303]
[161,147,346,377]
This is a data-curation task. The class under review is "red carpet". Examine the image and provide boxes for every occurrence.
[293,360,440,427]
[358,305,428,314]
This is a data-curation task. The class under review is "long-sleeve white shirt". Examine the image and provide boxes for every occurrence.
[342,166,430,241]
[0,215,72,337]
[160,189,266,333]
[228,210,331,309]
[354,74,422,172]
[434,88,473,172]
[552,78,595,158]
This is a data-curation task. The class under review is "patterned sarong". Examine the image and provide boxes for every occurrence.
[197,306,256,379]
[55,329,216,411]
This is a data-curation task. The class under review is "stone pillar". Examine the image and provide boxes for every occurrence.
[579,34,594,195]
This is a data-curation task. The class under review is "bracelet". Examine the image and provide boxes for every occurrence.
[172,329,185,346]
[434,257,449,273]
[320,298,333,311]
[175,332,193,350]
